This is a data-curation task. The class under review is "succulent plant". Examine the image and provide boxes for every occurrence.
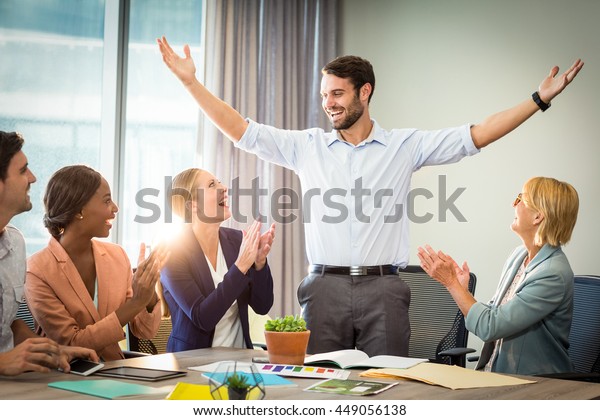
[265,314,307,332]
[226,372,250,390]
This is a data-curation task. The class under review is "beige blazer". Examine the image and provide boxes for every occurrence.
[25,237,160,361]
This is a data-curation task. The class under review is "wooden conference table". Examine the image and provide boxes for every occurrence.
[2,347,600,400]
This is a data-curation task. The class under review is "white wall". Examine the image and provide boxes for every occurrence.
[340,0,600,358]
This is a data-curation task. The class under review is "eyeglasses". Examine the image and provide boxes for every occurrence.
[513,193,523,207]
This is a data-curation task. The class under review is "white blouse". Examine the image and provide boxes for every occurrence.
[205,242,244,348]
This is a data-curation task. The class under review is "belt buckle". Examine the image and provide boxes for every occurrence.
[349,266,368,276]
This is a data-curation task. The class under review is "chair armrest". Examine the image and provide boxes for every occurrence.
[438,347,476,358]
[123,350,152,358]
[437,347,476,366]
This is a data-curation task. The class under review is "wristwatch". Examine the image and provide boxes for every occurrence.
[532,91,551,112]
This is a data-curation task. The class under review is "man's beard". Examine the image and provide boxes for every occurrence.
[330,96,364,130]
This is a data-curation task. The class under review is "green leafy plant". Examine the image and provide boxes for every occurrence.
[226,372,250,390]
[265,314,307,332]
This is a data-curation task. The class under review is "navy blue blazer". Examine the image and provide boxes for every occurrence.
[160,226,274,352]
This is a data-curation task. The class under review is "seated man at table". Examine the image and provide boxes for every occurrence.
[0,130,98,376]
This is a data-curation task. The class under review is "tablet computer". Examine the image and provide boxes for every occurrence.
[95,366,187,382]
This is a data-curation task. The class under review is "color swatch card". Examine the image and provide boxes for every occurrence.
[256,363,351,380]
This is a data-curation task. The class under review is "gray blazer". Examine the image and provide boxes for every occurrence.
[466,244,574,375]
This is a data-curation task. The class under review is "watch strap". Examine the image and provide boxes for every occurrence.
[532,91,550,112]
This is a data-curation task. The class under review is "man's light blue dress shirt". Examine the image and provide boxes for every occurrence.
[236,119,478,267]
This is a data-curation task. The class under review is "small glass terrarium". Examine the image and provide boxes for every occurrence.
[207,361,266,400]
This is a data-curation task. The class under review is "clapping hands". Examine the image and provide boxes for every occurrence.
[417,245,470,290]
[235,220,276,274]
[132,243,170,311]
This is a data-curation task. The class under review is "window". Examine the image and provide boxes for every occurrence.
[120,0,203,261]
[1,0,204,261]
[0,0,106,254]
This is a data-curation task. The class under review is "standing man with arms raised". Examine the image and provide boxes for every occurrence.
[0,131,98,376]
[157,36,583,357]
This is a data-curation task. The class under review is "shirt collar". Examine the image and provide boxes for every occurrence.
[328,120,388,147]
[0,225,14,259]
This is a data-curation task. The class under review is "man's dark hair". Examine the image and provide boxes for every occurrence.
[0,131,25,181]
[322,55,376,103]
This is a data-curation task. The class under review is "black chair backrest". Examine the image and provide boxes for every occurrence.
[399,265,476,366]
[569,275,600,373]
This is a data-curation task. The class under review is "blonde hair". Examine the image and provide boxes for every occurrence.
[169,168,203,222]
[524,177,579,247]
[156,280,170,318]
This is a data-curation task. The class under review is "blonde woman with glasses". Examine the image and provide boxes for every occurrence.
[418,177,579,375]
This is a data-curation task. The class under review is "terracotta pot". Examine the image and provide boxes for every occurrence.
[263,330,311,365]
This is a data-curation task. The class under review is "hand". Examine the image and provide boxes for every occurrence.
[417,245,468,289]
[157,36,197,86]
[137,242,171,271]
[132,243,169,310]
[538,59,584,103]
[455,260,471,290]
[57,345,100,373]
[0,337,63,376]
[255,223,276,270]
[234,220,261,274]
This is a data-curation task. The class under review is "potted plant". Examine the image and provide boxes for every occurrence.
[263,315,310,365]
[225,372,251,400]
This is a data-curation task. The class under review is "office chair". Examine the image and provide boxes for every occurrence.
[128,316,173,355]
[399,265,477,367]
[539,275,600,382]
[249,309,271,350]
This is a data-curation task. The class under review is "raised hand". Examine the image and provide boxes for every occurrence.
[417,245,462,288]
[235,220,261,274]
[132,243,170,311]
[453,260,471,291]
[157,36,197,86]
[538,59,584,103]
[255,223,276,270]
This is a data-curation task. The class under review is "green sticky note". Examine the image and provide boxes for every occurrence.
[48,379,164,399]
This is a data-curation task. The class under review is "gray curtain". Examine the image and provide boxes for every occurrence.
[200,0,338,316]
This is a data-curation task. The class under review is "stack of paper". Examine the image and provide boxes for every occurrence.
[360,363,536,390]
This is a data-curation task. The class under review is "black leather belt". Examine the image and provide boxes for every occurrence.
[310,264,399,276]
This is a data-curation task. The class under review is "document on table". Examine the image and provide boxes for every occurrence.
[360,363,536,390]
